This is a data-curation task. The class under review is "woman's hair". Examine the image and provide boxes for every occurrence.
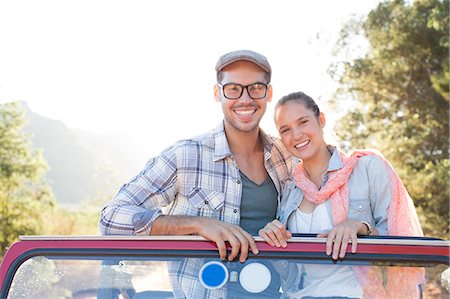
[275,91,320,118]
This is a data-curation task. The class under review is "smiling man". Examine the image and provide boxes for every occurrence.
[99,50,292,297]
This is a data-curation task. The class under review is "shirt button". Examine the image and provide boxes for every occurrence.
[236,180,241,184]
[358,205,363,209]
[204,200,209,204]
[233,209,238,213]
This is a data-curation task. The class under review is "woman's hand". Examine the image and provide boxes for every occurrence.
[317,219,366,260]
[258,220,292,248]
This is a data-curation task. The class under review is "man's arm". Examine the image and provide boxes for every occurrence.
[99,146,178,235]
[152,215,259,263]
[99,144,258,261]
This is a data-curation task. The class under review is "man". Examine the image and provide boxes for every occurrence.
[99,49,292,297]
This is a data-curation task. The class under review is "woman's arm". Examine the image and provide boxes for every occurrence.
[318,155,392,259]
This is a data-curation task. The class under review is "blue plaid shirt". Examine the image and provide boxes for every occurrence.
[99,122,292,298]
[99,122,292,236]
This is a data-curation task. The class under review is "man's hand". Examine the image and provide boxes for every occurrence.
[258,220,292,248]
[196,218,259,263]
[151,215,258,263]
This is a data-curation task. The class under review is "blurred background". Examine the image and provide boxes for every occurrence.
[0,0,448,256]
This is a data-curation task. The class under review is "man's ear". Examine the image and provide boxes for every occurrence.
[266,84,273,103]
[214,84,221,102]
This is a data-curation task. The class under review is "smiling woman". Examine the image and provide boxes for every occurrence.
[259,91,426,298]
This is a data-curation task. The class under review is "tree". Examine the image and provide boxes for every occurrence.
[330,0,449,237]
[0,102,55,257]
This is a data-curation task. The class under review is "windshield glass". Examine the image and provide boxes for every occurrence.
[6,254,449,298]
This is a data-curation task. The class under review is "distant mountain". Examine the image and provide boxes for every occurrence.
[21,102,150,208]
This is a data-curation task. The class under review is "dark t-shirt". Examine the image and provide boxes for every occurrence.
[227,171,281,299]
[238,170,278,235]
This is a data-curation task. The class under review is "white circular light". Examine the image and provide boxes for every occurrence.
[239,262,271,293]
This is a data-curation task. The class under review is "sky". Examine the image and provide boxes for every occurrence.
[0,0,381,156]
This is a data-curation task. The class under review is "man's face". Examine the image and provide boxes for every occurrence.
[214,61,272,134]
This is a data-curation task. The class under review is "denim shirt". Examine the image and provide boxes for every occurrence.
[278,148,390,235]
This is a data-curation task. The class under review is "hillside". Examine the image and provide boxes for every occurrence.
[21,102,149,208]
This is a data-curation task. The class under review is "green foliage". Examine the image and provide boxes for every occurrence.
[330,0,449,238]
[0,102,55,256]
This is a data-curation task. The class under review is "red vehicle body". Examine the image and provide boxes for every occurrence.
[1,235,449,298]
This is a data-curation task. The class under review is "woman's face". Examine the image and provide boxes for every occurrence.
[275,100,326,161]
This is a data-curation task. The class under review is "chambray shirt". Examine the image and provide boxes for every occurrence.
[99,122,292,236]
[279,148,390,236]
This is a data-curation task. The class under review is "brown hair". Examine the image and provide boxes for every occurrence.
[275,91,320,118]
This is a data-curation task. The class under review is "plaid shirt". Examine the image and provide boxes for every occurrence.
[100,122,292,235]
[99,122,292,298]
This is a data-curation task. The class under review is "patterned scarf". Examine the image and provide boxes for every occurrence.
[293,149,424,298]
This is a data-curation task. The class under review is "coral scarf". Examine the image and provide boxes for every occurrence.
[293,149,424,298]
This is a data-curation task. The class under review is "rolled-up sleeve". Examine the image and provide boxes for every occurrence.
[99,146,178,235]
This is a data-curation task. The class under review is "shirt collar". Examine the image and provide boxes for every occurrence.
[259,127,274,152]
[213,122,232,161]
[212,121,274,161]
[327,146,343,172]
[285,146,341,191]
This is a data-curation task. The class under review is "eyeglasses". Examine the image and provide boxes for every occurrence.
[218,82,268,100]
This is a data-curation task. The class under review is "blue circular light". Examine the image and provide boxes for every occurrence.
[199,261,229,289]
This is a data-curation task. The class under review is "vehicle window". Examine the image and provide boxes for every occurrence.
[5,255,449,298]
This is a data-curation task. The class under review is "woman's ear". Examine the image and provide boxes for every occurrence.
[319,112,326,128]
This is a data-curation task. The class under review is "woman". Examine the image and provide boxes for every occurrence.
[259,91,424,298]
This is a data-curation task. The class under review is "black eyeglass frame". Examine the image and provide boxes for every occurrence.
[217,82,269,100]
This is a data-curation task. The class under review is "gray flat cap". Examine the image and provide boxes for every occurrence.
[215,49,271,82]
